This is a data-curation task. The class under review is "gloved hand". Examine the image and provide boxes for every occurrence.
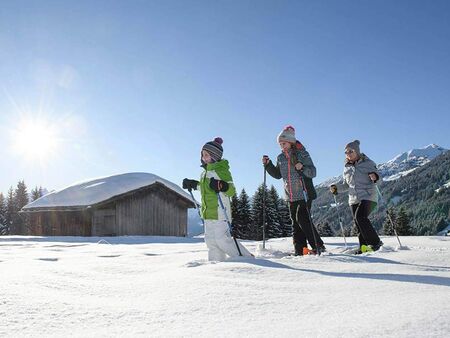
[209,177,229,193]
[368,172,379,183]
[182,178,199,191]
[330,184,338,195]
[262,155,270,165]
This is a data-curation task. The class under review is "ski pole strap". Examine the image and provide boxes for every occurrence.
[375,185,384,204]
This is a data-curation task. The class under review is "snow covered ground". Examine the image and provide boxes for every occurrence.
[1,235,449,337]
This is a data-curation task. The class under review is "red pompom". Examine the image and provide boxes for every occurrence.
[284,125,295,132]
[214,137,223,145]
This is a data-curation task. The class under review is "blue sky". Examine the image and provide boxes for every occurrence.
[1,0,449,198]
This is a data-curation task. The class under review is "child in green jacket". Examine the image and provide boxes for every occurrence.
[183,137,252,261]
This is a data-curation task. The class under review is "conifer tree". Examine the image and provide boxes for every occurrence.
[12,181,30,234]
[266,186,283,238]
[278,197,292,237]
[396,207,412,236]
[237,189,252,239]
[250,184,269,240]
[383,207,397,236]
[317,222,334,237]
[5,187,15,234]
[0,193,7,235]
[230,195,242,238]
[31,186,44,201]
[436,218,448,234]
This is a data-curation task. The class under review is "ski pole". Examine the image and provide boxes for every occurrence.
[299,176,321,255]
[330,186,347,248]
[216,193,243,256]
[262,162,267,249]
[376,185,402,247]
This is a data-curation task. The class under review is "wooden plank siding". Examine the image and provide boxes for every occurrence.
[25,183,192,237]
[29,211,92,236]
[115,185,188,236]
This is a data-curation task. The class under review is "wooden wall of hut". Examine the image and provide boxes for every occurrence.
[113,185,188,236]
[29,211,92,236]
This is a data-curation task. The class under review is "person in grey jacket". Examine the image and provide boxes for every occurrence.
[262,125,325,255]
[330,140,383,252]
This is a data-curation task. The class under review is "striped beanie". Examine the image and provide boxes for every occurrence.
[202,137,223,162]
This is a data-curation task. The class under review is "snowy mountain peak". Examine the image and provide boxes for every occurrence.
[387,144,446,165]
[379,144,448,181]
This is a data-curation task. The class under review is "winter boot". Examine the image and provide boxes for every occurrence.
[303,247,312,255]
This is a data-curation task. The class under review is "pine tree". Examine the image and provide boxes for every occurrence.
[230,195,241,238]
[5,187,15,234]
[266,186,283,238]
[0,193,7,235]
[237,189,252,239]
[12,181,30,235]
[436,218,448,234]
[317,222,334,237]
[250,184,267,240]
[396,207,412,236]
[31,186,44,201]
[382,207,397,236]
[278,198,292,237]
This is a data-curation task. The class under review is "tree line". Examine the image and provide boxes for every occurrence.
[230,183,415,240]
[0,181,45,235]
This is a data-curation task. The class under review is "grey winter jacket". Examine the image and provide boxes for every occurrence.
[343,154,380,205]
[265,147,316,202]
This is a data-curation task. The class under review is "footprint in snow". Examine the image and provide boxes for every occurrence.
[36,258,59,262]
[184,260,214,268]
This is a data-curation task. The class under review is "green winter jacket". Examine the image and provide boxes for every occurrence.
[198,159,236,220]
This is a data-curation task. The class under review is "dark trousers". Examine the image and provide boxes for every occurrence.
[289,200,324,252]
[351,200,381,246]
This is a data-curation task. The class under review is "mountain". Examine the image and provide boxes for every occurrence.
[317,144,448,188]
[378,144,447,181]
[312,150,450,236]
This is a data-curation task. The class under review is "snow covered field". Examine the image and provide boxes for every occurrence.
[1,235,449,337]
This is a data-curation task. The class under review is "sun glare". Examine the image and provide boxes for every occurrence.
[11,117,60,163]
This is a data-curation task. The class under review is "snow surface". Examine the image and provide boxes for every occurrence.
[1,235,449,337]
[23,172,192,209]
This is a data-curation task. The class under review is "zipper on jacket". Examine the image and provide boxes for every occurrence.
[284,149,294,202]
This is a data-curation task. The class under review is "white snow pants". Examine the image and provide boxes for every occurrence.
[204,220,253,261]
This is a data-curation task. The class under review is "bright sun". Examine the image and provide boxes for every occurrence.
[11,117,60,162]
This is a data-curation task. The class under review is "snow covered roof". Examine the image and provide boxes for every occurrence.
[23,172,194,211]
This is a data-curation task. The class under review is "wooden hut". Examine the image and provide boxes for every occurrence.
[22,173,195,237]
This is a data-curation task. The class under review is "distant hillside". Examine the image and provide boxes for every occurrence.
[312,150,450,235]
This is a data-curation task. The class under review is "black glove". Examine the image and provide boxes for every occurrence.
[182,178,199,191]
[209,177,229,193]
[330,184,338,195]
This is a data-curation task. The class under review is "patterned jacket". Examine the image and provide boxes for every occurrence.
[265,146,317,202]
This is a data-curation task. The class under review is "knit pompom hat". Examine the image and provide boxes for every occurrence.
[345,140,361,155]
[277,125,296,144]
[202,137,224,162]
